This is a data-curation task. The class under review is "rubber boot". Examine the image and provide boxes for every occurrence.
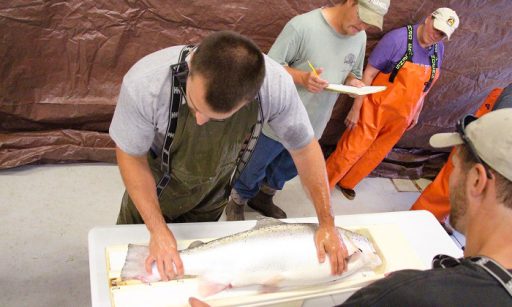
[337,183,356,200]
[225,198,245,221]
[247,186,287,219]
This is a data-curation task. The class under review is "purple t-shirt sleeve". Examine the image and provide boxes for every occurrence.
[368,28,406,73]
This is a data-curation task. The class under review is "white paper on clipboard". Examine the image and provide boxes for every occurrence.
[326,84,386,95]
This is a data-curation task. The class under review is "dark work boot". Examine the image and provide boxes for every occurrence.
[337,183,356,200]
[247,190,287,219]
[225,199,245,221]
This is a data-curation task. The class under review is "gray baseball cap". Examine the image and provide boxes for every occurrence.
[430,109,512,181]
[358,0,390,30]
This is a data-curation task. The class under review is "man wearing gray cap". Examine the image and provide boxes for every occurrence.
[412,83,512,221]
[340,109,512,306]
[226,0,390,220]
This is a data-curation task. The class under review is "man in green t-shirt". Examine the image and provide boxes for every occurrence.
[227,0,389,220]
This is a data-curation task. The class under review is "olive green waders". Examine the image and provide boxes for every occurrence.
[117,99,259,224]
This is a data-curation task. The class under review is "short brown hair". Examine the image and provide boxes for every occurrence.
[190,31,265,113]
[459,145,512,209]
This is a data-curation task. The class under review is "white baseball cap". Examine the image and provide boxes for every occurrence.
[431,7,460,40]
[430,109,512,181]
[358,0,390,31]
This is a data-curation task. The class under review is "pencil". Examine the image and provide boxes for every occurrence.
[307,60,320,78]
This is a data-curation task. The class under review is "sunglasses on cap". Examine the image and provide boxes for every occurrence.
[456,115,493,179]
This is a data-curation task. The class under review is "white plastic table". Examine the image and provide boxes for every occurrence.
[89,210,462,307]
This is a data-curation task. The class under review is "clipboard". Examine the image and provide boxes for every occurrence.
[325,84,387,95]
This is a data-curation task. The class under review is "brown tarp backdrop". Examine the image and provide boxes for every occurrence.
[1,1,511,178]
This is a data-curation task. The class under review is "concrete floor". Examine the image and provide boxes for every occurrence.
[0,162,431,307]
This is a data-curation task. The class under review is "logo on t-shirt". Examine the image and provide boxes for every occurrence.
[344,53,356,67]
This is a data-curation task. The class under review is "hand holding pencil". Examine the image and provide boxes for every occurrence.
[304,60,328,93]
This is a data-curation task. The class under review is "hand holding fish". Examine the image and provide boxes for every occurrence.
[315,225,348,275]
[146,228,184,281]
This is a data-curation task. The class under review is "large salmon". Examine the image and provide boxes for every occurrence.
[121,218,381,294]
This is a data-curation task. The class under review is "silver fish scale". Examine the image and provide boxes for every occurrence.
[180,222,368,254]
[180,223,317,254]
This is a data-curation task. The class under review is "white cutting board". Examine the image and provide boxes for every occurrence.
[106,224,423,307]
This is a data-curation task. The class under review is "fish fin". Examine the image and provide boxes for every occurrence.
[121,244,148,281]
[259,284,281,294]
[198,279,231,297]
[188,240,206,249]
[258,275,284,293]
[252,217,285,230]
[120,244,160,282]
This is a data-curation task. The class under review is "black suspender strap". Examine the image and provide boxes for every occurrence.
[156,45,194,198]
[432,254,512,297]
[388,25,439,92]
[229,94,263,189]
[423,43,438,92]
[388,25,414,84]
[471,256,512,297]
[155,45,264,198]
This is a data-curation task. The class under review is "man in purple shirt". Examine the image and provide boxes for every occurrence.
[367,23,443,74]
[326,8,460,199]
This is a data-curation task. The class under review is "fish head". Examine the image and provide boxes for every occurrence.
[337,227,382,269]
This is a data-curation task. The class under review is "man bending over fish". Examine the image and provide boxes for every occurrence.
[109,31,347,281]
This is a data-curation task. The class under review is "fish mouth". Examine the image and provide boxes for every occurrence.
[345,248,363,262]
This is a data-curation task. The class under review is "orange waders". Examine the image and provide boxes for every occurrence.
[327,25,439,190]
[410,88,504,221]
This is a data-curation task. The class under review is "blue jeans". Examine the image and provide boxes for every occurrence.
[233,134,298,200]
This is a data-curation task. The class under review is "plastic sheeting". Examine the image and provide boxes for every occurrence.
[1,0,511,175]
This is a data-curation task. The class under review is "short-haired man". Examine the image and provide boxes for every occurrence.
[327,8,460,200]
[110,31,346,281]
[227,0,389,220]
[340,109,512,306]
[411,83,512,222]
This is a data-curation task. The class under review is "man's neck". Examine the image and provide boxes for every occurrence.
[322,5,346,35]
[416,24,431,49]
[465,205,512,269]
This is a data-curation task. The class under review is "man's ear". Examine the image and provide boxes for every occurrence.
[468,164,490,198]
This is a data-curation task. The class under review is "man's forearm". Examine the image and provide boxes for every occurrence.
[362,64,380,86]
[348,64,381,113]
[344,72,360,85]
[116,147,168,234]
[290,139,335,227]
[350,96,364,113]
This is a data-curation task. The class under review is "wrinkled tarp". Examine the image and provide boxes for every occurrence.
[1,0,511,177]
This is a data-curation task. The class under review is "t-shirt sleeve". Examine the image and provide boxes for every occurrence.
[260,59,314,150]
[368,31,403,73]
[437,42,445,69]
[109,80,156,156]
[267,21,301,67]
[351,35,366,80]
